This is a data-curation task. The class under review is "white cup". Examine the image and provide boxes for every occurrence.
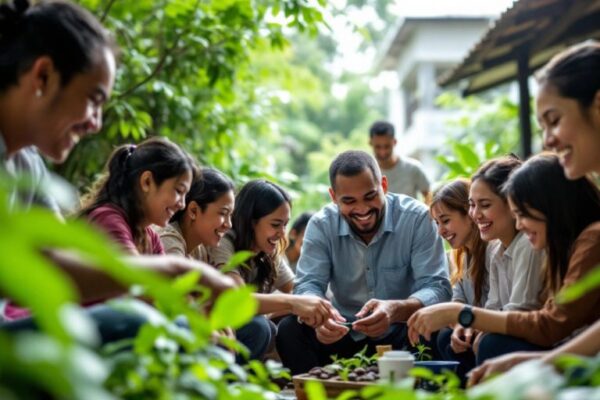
[378,350,414,382]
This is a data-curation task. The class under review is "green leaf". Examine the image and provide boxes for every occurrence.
[171,271,202,296]
[221,250,254,273]
[209,286,257,330]
[557,265,600,303]
[305,380,327,400]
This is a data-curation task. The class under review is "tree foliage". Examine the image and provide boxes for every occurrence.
[59,0,327,189]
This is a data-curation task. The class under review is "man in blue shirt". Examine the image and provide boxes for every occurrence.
[276,150,450,374]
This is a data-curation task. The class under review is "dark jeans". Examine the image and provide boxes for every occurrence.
[1,304,273,363]
[476,333,548,365]
[236,315,273,361]
[0,303,146,345]
[275,315,410,375]
[437,327,476,385]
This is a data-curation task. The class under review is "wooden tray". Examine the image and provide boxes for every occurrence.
[292,373,372,400]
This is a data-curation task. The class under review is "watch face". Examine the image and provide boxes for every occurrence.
[459,307,474,327]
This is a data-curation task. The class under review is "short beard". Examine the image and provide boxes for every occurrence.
[346,206,385,236]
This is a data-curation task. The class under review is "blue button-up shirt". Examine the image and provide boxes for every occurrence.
[295,193,451,323]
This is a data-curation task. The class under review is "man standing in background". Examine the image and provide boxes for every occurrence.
[369,121,430,202]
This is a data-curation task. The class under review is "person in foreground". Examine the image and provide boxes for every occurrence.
[0,0,233,341]
[468,40,600,384]
[276,150,450,375]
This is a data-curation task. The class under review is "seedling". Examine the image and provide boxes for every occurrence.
[415,343,432,361]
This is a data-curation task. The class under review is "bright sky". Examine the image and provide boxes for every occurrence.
[326,0,516,80]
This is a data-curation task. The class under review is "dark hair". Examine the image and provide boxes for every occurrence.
[290,211,314,235]
[81,137,196,253]
[0,0,116,92]
[369,121,395,138]
[329,150,382,189]
[431,178,487,305]
[536,41,600,109]
[229,180,291,293]
[471,155,522,198]
[171,167,234,223]
[504,153,600,295]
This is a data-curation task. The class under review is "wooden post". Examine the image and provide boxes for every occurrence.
[517,50,532,159]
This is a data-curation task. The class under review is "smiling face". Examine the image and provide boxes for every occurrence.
[508,198,548,250]
[431,203,474,250]
[537,84,600,179]
[141,170,192,228]
[330,168,387,243]
[31,47,116,163]
[191,190,235,248]
[469,179,516,248]
[369,135,397,164]
[252,202,291,255]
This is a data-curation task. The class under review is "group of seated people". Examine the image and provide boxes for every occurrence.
[2,0,600,388]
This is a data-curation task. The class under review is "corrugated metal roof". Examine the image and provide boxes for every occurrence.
[439,0,600,94]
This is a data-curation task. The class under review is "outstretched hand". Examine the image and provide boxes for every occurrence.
[352,299,396,338]
[293,295,344,327]
[315,318,349,345]
[407,303,459,345]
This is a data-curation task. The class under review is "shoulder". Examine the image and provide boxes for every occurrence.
[306,203,339,232]
[570,222,600,264]
[213,234,236,255]
[158,222,184,241]
[512,232,541,256]
[159,223,186,255]
[387,193,428,218]
[399,156,426,171]
[88,204,127,224]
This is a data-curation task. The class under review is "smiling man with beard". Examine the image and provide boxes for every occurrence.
[275,150,451,375]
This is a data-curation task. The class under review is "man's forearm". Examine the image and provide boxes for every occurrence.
[49,250,126,303]
[391,298,423,322]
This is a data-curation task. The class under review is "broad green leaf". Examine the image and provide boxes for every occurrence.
[557,265,600,303]
[221,250,254,273]
[209,286,257,330]
[305,380,327,400]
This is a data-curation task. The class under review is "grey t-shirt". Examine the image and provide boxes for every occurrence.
[0,135,60,214]
[381,157,430,199]
[208,235,294,293]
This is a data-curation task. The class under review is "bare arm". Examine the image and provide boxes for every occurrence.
[543,320,600,362]
[407,302,508,343]
[48,250,235,303]
[254,293,342,327]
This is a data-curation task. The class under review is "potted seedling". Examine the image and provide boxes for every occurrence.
[411,342,459,391]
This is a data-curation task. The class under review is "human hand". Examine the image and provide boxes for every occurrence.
[211,327,236,343]
[450,326,473,353]
[467,352,536,386]
[292,295,344,327]
[407,302,460,345]
[352,299,396,338]
[315,318,349,345]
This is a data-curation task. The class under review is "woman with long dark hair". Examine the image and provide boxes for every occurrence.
[211,179,294,294]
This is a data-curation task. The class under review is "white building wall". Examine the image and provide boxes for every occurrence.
[386,19,491,180]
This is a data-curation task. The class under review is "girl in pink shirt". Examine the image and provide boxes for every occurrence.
[80,137,195,255]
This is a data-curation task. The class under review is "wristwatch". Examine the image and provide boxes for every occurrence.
[458,305,475,328]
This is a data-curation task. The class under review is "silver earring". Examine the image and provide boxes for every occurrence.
[35,89,43,98]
